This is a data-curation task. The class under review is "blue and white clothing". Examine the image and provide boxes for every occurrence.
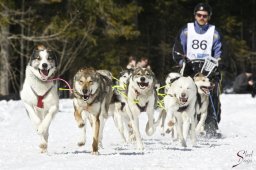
[179,21,222,59]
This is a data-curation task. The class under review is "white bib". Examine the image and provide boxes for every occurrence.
[186,23,215,60]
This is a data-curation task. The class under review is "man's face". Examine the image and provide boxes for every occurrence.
[195,10,210,26]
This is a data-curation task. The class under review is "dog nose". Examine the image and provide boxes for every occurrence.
[42,63,48,69]
[82,89,88,94]
[140,77,145,82]
[181,93,186,98]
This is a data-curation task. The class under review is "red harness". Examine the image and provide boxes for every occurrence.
[31,86,53,108]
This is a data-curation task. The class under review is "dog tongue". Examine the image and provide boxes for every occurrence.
[42,70,48,76]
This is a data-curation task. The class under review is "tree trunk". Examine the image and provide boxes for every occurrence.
[0,17,10,95]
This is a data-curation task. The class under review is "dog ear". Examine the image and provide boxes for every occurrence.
[30,46,39,66]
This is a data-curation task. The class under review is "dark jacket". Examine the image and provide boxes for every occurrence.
[233,73,252,93]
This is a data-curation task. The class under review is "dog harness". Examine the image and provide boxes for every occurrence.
[31,86,53,108]
[177,105,189,112]
[136,102,148,112]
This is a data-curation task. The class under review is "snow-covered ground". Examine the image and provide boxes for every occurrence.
[0,94,256,170]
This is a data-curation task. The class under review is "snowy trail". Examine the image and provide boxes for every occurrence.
[0,94,256,170]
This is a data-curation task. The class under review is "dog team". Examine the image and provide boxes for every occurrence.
[20,44,215,154]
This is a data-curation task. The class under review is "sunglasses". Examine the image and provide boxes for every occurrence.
[196,13,208,19]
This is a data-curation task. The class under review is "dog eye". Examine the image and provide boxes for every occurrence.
[79,80,83,84]
[146,73,150,76]
[89,81,93,84]
[35,56,41,60]
[48,56,53,60]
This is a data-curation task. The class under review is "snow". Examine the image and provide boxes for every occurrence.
[0,94,256,170]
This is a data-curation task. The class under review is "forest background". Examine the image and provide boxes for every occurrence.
[0,0,255,97]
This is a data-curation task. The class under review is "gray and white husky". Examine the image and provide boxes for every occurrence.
[20,44,59,153]
[111,69,134,143]
[125,67,159,150]
[73,68,113,154]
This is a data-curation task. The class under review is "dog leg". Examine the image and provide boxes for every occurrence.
[91,115,100,155]
[176,116,186,147]
[131,116,144,150]
[196,112,207,135]
[98,115,105,149]
[113,112,127,143]
[39,127,49,153]
[37,105,58,135]
[78,112,86,147]
[160,109,167,136]
[190,117,197,146]
[74,107,85,128]
[24,103,41,129]
[182,117,190,145]
[145,109,155,136]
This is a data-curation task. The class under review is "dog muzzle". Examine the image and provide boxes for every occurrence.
[39,68,51,80]
[137,82,149,89]
[179,97,188,105]
[82,90,92,101]
[200,86,214,95]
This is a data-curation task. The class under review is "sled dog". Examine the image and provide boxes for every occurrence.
[163,72,181,135]
[73,68,113,154]
[164,76,197,147]
[125,67,159,150]
[111,69,134,142]
[20,44,58,153]
[194,73,213,135]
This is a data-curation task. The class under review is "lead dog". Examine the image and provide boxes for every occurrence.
[125,67,158,150]
[20,44,58,153]
[194,73,213,135]
[73,68,113,154]
[164,76,197,147]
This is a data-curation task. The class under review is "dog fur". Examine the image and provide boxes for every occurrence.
[164,76,197,147]
[111,69,134,143]
[20,44,59,153]
[162,72,181,136]
[73,68,113,154]
[125,67,158,150]
[194,73,213,135]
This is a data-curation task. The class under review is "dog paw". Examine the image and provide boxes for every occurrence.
[39,143,47,153]
[147,127,155,136]
[77,141,85,147]
[129,134,136,142]
[78,122,85,128]
[137,144,144,150]
[181,140,187,147]
[98,142,104,149]
[145,123,155,136]
[91,151,99,155]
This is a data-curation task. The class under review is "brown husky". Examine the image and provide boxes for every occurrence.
[73,68,113,154]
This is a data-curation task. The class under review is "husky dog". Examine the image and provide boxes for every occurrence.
[164,76,197,147]
[111,69,134,142]
[163,72,181,135]
[125,67,159,150]
[164,72,181,93]
[194,73,213,135]
[73,68,113,154]
[20,44,58,153]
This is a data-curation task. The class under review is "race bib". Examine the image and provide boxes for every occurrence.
[186,23,215,60]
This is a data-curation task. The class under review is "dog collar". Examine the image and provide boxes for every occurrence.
[136,102,148,112]
[31,86,53,108]
[177,105,189,112]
